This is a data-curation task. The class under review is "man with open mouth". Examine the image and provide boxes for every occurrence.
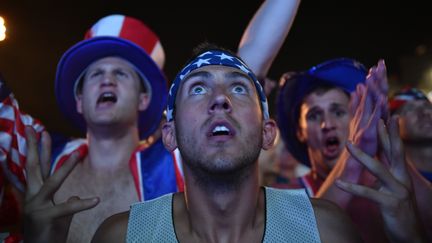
[92,45,362,243]
[0,1,302,242]
[275,58,367,196]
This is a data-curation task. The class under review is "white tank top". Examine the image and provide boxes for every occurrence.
[127,187,321,242]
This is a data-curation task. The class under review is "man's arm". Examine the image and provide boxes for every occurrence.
[311,198,362,243]
[91,211,129,243]
[237,0,301,79]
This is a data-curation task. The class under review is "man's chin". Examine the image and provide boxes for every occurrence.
[323,152,342,168]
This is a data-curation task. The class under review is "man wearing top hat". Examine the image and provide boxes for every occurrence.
[0,1,301,242]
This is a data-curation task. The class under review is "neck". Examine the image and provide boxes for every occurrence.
[85,125,141,170]
[180,163,264,242]
[404,141,432,172]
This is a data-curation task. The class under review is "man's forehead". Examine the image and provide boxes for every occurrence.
[86,56,135,70]
[166,49,269,122]
[401,99,432,111]
[182,65,253,83]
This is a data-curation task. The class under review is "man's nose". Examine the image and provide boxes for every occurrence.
[101,73,117,86]
[208,92,232,114]
[321,114,336,131]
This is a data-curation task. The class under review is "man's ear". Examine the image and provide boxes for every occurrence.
[262,119,277,150]
[76,94,83,114]
[162,121,177,152]
[138,93,150,111]
[296,128,306,143]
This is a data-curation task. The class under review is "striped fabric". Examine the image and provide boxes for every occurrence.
[0,87,45,194]
[0,84,184,243]
[84,14,165,69]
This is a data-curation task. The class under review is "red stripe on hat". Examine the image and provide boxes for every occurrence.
[119,17,158,55]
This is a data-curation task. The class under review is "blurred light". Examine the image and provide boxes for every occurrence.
[427,91,432,100]
[0,16,5,41]
[425,67,432,82]
[415,44,427,56]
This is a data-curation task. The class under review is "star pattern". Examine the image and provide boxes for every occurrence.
[166,50,269,121]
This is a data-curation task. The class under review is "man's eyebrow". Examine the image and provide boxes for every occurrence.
[330,102,348,108]
[183,71,212,84]
[225,71,252,82]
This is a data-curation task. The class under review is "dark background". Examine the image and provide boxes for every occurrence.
[1,1,431,137]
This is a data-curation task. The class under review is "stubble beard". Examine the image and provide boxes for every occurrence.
[177,131,262,195]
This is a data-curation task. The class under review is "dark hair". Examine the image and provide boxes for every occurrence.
[180,42,242,67]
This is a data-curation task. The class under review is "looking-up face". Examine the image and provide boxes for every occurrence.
[76,57,149,130]
[163,65,276,180]
[297,88,350,172]
[398,100,432,142]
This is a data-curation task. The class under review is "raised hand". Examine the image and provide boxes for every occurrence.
[23,127,99,243]
[349,59,389,157]
[336,117,426,242]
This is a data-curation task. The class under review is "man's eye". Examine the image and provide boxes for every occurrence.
[190,85,206,95]
[116,71,127,77]
[306,113,321,122]
[232,84,247,94]
[89,71,102,78]
[335,110,346,117]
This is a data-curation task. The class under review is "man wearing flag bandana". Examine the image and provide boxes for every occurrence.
[0,1,301,242]
[389,87,432,182]
[92,45,363,243]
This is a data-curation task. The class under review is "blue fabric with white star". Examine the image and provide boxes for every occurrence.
[166,50,269,121]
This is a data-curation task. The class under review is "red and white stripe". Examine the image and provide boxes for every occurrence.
[0,93,44,192]
[84,14,165,69]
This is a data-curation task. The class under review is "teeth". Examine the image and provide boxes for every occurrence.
[98,92,117,103]
[213,126,229,133]
[102,92,115,98]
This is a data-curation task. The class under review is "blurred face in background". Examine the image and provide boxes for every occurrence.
[297,87,350,174]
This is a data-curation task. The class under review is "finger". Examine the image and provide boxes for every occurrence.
[352,83,371,129]
[336,179,391,205]
[39,131,52,180]
[36,152,80,200]
[375,59,389,95]
[45,196,99,219]
[349,89,360,117]
[359,86,374,128]
[346,141,401,191]
[25,126,44,198]
[378,119,391,165]
[367,95,383,129]
[365,67,381,102]
[388,116,410,185]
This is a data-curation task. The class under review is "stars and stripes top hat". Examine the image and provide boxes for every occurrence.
[55,14,167,139]
[166,49,269,122]
[277,58,367,166]
[389,86,430,114]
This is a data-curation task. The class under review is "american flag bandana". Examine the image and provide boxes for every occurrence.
[166,50,269,122]
[389,87,430,114]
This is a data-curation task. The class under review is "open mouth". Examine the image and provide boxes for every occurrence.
[207,122,236,138]
[97,92,117,105]
[323,136,340,157]
[212,125,231,136]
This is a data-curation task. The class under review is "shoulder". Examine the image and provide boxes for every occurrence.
[91,211,130,243]
[310,198,362,243]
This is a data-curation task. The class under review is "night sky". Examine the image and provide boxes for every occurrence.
[0,1,431,137]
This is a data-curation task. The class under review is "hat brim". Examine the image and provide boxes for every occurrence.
[277,59,367,166]
[55,36,167,139]
[308,57,367,92]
